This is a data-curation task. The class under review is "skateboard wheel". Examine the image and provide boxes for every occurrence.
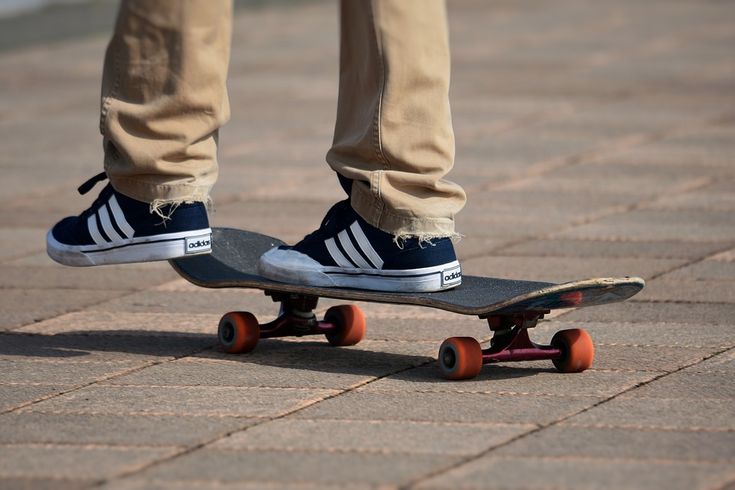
[324,305,366,347]
[551,328,594,373]
[438,337,483,380]
[218,311,260,354]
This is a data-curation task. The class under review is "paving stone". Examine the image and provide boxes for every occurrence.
[293,389,600,425]
[212,418,531,456]
[351,301,455,320]
[648,180,735,212]
[0,445,175,480]
[192,336,435,370]
[365,364,657,397]
[591,344,718,372]
[87,289,274,315]
[103,480,367,490]
[0,289,123,331]
[495,425,735,463]
[16,311,222,336]
[547,321,735,348]
[454,236,515,260]
[624,371,735,399]
[364,319,491,343]
[555,209,735,242]
[712,246,735,262]
[635,278,735,303]
[138,449,462,487]
[104,358,377,390]
[0,412,253,447]
[211,200,337,239]
[460,255,680,282]
[0,332,213,363]
[663,260,735,281]
[0,359,141,386]
[621,132,735,170]
[561,301,735,325]
[0,477,96,490]
[685,347,735,374]
[29,385,337,417]
[461,188,633,223]
[500,238,728,260]
[563,397,735,431]
[417,456,735,490]
[0,228,46,263]
[0,264,178,291]
[501,161,709,199]
[0,385,66,413]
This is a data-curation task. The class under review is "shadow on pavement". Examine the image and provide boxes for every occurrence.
[0,330,548,380]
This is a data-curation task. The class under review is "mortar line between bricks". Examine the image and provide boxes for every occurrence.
[4,279,181,333]
[558,423,735,433]
[90,326,500,484]
[645,242,735,282]
[0,344,215,417]
[464,111,726,197]
[401,344,735,489]
[629,298,735,306]
[0,441,183,451]
[714,476,735,490]
[91,345,460,487]
[477,175,719,261]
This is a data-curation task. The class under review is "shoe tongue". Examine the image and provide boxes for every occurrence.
[319,199,351,231]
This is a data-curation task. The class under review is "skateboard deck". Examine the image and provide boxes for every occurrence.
[170,228,645,380]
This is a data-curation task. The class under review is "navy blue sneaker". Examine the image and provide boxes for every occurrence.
[47,173,212,266]
[258,200,461,292]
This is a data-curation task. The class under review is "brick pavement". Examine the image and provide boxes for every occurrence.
[1,0,734,488]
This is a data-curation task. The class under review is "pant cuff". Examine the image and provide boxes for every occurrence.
[350,181,458,239]
[110,176,212,205]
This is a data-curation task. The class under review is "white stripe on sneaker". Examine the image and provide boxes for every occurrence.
[325,238,354,268]
[87,215,107,246]
[337,230,372,269]
[349,221,384,269]
[98,205,124,243]
[108,194,135,238]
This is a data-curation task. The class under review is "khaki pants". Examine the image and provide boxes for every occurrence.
[101,0,466,237]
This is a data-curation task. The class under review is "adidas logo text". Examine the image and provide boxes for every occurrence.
[444,271,461,281]
[185,235,212,254]
[442,265,462,286]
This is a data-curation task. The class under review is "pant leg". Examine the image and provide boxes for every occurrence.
[327,0,466,238]
[100,0,232,205]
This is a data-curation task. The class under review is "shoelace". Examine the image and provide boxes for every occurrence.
[78,172,108,195]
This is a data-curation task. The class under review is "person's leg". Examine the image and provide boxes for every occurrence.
[259,0,465,292]
[102,0,232,207]
[47,0,232,267]
[328,0,466,238]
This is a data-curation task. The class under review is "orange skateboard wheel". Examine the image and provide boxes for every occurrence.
[218,311,260,354]
[438,337,483,380]
[551,328,594,372]
[324,305,366,347]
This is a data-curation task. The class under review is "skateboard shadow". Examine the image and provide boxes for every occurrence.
[0,330,549,380]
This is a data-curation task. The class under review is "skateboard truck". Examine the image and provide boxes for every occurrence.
[216,291,366,354]
[437,309,594,380]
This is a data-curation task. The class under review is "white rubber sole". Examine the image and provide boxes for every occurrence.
[46,229,212,267]
[258,247,462,293]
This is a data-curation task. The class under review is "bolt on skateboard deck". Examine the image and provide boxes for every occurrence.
[170,228,645,380]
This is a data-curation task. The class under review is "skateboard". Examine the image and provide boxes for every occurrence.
[170,228,645,380]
